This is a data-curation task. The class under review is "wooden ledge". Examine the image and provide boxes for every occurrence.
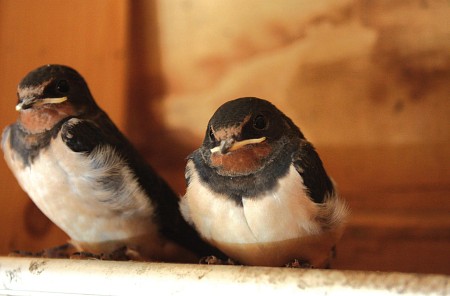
[0,257,448,295]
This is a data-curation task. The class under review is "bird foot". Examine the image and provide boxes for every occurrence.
[9,243,138,261]
[8,250,40,258]
[199,255,237,265]
[70,251,102,260]
[9,243,75,259]
[285,259,314,268]
[101,246,140,261]
[70,246,138,261]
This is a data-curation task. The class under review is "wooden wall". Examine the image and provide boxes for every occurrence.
[0,0,449,274]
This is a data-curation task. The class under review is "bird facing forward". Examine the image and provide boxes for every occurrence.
[180,97,349,267]
[2,64,218,262]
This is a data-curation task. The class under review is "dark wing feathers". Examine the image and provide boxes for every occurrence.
[69,111,223,258]
[292,140,335,204]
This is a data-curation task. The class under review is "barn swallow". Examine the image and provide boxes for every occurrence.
[180,97,349,268]
[2,64,220,262]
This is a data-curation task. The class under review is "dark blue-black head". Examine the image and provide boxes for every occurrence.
[204,97,303,152]
[16,64,97,114]
[193,97,334,204]
[199,97,303,177]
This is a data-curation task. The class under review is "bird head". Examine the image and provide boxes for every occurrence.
[199,97,303,177]
[15,64,97,133]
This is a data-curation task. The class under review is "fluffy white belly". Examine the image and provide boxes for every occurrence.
[181,162,347,266]
[182,163,322,245]
[6,131,156,244]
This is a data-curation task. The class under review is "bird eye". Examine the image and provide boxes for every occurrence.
[208,126,215,141]
[253,114,268,130]
[56,80,70,93]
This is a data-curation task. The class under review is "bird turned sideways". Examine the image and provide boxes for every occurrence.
[2,64,221,262]
[181,97,349,268]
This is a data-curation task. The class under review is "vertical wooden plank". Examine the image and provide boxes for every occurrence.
[0,0,129,255]
[125,0,191,194]
[153,0,450,274]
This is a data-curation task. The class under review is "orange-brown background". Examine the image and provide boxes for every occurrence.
[0,0,449,274]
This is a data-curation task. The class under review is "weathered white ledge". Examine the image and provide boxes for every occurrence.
[0,256,448,296]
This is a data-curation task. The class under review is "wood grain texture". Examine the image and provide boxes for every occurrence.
[159,0,450,147]
[152,0,450,274]
[0,0,449,275]
[321,145,450,274]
